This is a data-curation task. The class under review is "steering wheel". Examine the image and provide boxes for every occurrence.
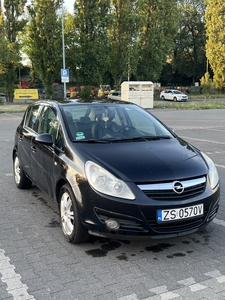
[116,125,135,132]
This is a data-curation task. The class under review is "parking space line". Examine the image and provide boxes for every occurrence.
[215,164,225,169]
[181,136,225,145]
[0,246,35,300]
[213,218,225,227]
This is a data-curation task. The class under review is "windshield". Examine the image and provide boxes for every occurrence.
[61,103,173,142]
[173,90,183,94]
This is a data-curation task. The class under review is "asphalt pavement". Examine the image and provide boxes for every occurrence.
[0,108,224,300]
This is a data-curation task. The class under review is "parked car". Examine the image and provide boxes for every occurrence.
[107,91,121,100]
[13,99,220,243]
[160,89,188,101]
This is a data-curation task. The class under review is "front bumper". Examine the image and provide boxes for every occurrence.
[80,182,220,240]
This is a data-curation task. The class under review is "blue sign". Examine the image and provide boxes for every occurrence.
[61,69,69,77]
[61,69,69,83]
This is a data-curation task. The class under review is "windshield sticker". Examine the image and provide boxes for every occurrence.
[76,132,85,140]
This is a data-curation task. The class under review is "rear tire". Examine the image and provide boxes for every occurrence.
[13,153,32,189]
[59,184,90,244]
[173,97,177,102]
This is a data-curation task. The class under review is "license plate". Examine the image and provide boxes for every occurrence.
[157,204,204,223]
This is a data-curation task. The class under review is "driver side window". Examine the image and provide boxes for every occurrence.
[38,107,63,149]
[39,107,57,135]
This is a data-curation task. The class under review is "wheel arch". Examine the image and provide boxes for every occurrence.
[12,147,18,160]
[55,178,82,207]
[55,179,68,205]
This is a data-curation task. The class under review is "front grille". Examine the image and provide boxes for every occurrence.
[138,176,206,201]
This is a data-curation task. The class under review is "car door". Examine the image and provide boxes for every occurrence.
[31,106,64,197]
[167,90,173,100]
[17,105,42,180]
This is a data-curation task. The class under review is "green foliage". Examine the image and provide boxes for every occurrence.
[107,0,139,88]
[172,0,206,84]
[136,0,178,82]
[200,72,214,94]
[79,85,92,99]
[0,0,27,102]
[4,0,27,43]
[23,0,62,98]
[205,0,225,90]
[69,0,111,87]
[1,0,224,95]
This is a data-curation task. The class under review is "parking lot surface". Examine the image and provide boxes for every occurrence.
[0,108,224,300]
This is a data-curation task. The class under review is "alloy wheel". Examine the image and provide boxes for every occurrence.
[60,191,74,236]
[14,156,21,185]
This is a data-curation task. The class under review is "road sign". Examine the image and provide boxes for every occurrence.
[61,69,69,83]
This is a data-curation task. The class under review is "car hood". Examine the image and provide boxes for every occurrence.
[73,137,207,182]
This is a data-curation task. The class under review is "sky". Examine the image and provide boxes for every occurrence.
[2,1,75,14]
[63,0,74,13]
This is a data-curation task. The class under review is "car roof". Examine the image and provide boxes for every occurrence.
[163,89,183,92]
[28,98,134,108]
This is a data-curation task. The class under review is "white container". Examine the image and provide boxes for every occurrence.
[121,81,154,108]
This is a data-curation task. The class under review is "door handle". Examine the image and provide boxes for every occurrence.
[31,146,36,153]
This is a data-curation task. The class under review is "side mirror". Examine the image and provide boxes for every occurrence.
[36,133,53,145]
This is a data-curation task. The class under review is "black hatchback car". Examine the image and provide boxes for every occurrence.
[13,99,220,243]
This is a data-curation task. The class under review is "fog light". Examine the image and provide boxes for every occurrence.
[105,219,120,230]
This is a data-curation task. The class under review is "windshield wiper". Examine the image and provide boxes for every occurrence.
[72,136,171,143]
[145,135,171,140]
[72,139,109,143]
[113,135,171,141]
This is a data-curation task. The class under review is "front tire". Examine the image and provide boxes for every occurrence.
[13,153,32,189]
[161,96,165,101]
[173,97,177,102]
[59,184,90,244]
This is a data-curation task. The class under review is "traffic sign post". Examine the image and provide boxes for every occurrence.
[61,69,69,83]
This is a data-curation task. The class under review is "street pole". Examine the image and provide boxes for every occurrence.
[62,0,67,98]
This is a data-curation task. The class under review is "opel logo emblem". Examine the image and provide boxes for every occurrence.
[173,181,184,194]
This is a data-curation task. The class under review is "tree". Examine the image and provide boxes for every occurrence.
[0,38,21,101]
[171,0,206,85]
[200,71,214,95]
[4,0,27,42]
[69,0,111,87]
[24,0,62,98]
[205,0,225,90]
[136,0,178,82]
[108,0,139,88]
[0,0,27,102]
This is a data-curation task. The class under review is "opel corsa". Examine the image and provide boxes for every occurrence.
[13,100,220,243]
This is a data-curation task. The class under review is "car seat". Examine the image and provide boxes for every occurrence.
[75,116,96,140]
[93,108,119,139]
[64,111,78,140]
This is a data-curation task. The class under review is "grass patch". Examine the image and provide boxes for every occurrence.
[153,101,225,109]
[188,94,225,100]
[0,103,29,113]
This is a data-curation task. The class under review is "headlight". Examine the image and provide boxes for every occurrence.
[201,152,219,189]
[85,161,135,200]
